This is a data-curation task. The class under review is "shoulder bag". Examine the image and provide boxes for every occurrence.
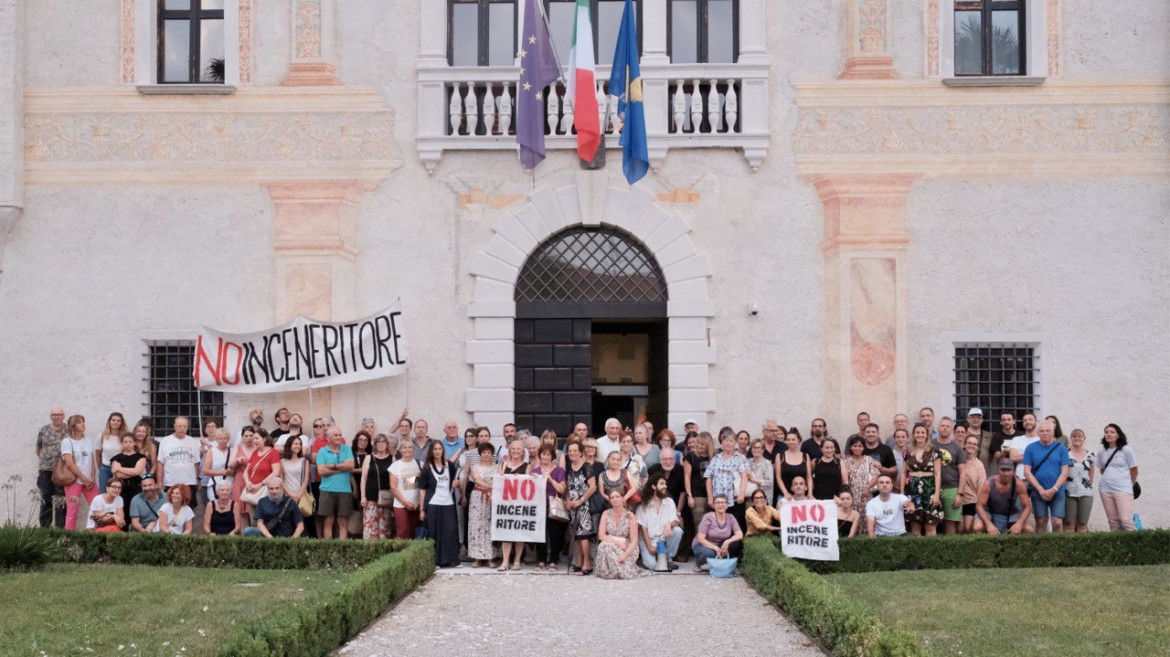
[298,460,315,516]
[52,455,77,487]
[240,457,266,506]
[1099,448,1140,499]
[377,458,395,507]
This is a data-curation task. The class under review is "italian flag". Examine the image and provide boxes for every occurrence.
[567,0,600,162]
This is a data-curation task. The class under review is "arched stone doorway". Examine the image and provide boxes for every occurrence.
[464,183,716,437]
[514,227,668,436]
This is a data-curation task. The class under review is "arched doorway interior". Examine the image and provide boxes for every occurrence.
[514,226,668,437]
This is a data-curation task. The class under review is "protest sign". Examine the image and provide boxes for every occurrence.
[490,474,546,542]
[194,301,407,393]
[780,499,839,561]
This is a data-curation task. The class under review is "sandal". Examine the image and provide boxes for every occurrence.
[496,564,508,572]
[570,565,582,573]
[580,568,593,576]
[511,562,522,571]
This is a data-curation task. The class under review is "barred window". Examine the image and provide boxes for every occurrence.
[145,342,224,438]
[953,343,1038,423]
[515,227,667,303]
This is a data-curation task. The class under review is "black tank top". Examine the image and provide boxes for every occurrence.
[365,454,394,500]
[812,458,843,500]
[209,501,235,535]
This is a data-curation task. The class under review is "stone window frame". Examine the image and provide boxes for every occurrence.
[124,0,252,92]
[938,332,1050,423]
[141,338,225,439]
[666,0,739,64]
[928,0,1057,85]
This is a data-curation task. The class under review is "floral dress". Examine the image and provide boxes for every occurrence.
[844,456,881,514]
[595,510,646,580]
[468,463,495,560]
[566,462,595,539]
[1066,451,1095,499]
[904,448,943,525]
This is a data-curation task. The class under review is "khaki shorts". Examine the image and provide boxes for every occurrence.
[316,490,353,517]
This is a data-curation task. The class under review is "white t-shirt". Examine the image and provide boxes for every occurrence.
[204,446,235,491]
[86,494,124,529]
[100,435,123,466]
[156,503,194,534]
[389,459,421,508]
[866,494,909,536]
[597,436,621,461]
[1010,435,1039,480]
[61,435,98,481]
[427,464,454,506]
[635,498,679,541]
[158,434,201,486]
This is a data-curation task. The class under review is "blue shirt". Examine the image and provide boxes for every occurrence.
[316,444,354,493]
[1023,441,1069,490]
[441,437,465,461]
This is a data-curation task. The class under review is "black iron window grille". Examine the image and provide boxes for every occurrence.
[144,342,224,437]
[516,227,668,303]
[953,343,1038,423]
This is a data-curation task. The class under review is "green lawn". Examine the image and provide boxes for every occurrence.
[0,563,344,657]
[825,565,1170,657]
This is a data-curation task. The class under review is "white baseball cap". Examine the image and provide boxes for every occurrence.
[968,407,983,416]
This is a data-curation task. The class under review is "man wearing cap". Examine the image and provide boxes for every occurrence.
[965,408,995,474]
[976,458,1033,534]
[684,419,699,435]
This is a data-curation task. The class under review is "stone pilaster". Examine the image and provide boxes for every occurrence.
[840,0,899,79]
[0,0,22,273]
[811,174,918,429]
[283,0,342,86]
[264,180,374,418]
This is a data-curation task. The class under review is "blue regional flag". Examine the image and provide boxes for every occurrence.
[608,0,648,184]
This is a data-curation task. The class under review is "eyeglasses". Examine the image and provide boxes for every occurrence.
[313,424,323,429]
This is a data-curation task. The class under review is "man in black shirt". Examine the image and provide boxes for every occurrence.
[991,412,1021,462]
[861,423,898,478]
[801,418,829,460]
[846,411,871,444]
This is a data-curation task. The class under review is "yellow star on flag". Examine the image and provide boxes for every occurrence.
[529,35,537,44]
[523,82,532,91]
[535,91,543,100]
[518,48,527,58]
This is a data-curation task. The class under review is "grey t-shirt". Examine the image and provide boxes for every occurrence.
[933,440,966,489]
[1096,446,1137,495]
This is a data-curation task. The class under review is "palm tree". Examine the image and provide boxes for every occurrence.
[202,58,225,83]
[955,17,1020,75]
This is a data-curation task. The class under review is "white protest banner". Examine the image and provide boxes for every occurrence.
[193,301,407,393]
[780,499,839,561]
[490,474,546,543]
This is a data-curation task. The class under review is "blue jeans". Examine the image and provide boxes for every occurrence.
[692,540,742,566]
[639,526,684,569]
[98,464,112,493]
[242,527,265,537]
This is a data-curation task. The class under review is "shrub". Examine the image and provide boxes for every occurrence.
[796,530,1170,574]
[0,524,59,571]
[40,529,411,570]
[216,540,435,657]
[743,537,928,657]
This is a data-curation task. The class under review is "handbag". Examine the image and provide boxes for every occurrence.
[548,496,570,522]
[375,458,395,507]
[347,510,362,535]
[241,485,266,506]
[52,456,77,487]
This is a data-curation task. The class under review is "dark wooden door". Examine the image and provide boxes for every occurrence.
[514,318,593,438]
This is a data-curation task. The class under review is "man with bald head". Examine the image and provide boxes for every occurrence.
[1023,420,1069,533]
[35,405,69,527]
[572,422,589,442]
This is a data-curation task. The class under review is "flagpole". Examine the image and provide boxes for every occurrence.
[534,0,565,82]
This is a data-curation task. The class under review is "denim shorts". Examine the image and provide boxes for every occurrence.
[1029,488,1066,519]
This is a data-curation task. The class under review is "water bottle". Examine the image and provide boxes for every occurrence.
[1134,514,1144,530]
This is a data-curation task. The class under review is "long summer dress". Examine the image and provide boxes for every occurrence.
[468,463,495,560]
[566,462,595,539]
[844,456,881,514]
[594,510,646,580]
[904,448,944,526]
[747,457,775,506]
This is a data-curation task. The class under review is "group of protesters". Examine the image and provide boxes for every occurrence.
[32,404,1140,576]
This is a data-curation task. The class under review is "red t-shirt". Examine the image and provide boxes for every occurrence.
[246,447,281,485]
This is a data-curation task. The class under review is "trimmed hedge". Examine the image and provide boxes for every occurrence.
[216,540,435,657]
[742,536,928,657]
[795,530,1170,574]
[40,529,410,570]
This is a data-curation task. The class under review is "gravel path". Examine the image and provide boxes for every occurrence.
[337,568,825,657]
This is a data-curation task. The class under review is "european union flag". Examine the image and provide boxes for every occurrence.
[608,0,648,185]
[516,0,562,170]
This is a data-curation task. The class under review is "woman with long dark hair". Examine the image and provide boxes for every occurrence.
[420,441,461,567]
[1097,424,1138,531]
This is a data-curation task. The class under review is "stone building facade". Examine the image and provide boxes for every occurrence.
[0,0,1166,527]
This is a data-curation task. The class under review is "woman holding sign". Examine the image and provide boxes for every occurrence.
[595,490,645,579]
[497,440,529,571]
[420,441,462,568]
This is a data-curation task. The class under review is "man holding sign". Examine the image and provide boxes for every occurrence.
[780,498,840,561]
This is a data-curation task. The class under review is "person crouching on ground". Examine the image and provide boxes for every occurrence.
[866,475,915,537]
[976,458,1033,534]
[87,479,125,532]
[636,473,682,570]
[595,490,645,579]
[691,494,743,572]
[245,477,304,538]
[744,489,781,537]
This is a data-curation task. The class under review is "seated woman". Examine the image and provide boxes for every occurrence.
[691,494,744,572]
[595,490,645,580]
[834,489,861,538]
[156,485,194,535]
[203,482,240,535]
[87,479,126,532]
[744,489,781,537]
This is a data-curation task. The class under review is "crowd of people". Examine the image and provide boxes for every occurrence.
[32,404,1141,577]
